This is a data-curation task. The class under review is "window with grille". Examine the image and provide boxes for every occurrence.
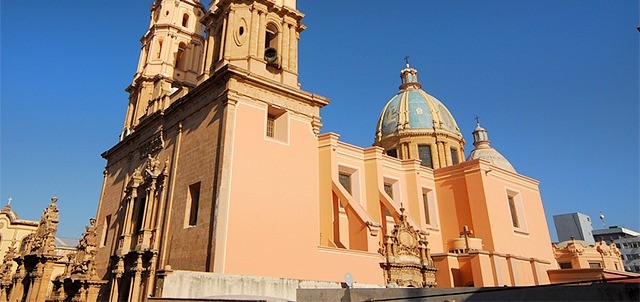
[266,115,276,138]
[418,144,433,168]
[450,147,459,165]
[265,106,287,142]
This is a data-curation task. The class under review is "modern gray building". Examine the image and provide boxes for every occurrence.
[593,226,640,273]
[553,212,595,245]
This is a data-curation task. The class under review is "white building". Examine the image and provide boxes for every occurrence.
[593,226,640,273]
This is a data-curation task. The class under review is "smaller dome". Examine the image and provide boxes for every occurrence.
[466,121,516,173]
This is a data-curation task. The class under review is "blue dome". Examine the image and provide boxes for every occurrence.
[377,65,461,138]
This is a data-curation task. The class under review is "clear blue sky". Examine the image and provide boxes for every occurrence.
[1,1,638,240]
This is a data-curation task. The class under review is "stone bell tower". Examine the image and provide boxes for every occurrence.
[123,0,206,132]
[200,0,302,87]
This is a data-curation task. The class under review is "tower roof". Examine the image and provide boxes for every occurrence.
[467,121,516,172]
[375,63,462,139]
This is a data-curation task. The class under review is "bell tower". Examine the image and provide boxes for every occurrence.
[123,0,206,133]
[200,0,302,87]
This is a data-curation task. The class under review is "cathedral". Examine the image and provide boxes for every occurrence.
[2,0,561,301]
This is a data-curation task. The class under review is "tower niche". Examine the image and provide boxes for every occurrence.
[123,0,206,133]
[200,0,303,87]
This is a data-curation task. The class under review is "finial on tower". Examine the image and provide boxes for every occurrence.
[404,56,410,68]
[474,115,481,126]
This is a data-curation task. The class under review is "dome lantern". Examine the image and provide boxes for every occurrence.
[399,57,422,91]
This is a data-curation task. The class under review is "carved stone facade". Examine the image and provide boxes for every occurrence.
[380,207,437,288]
[552,237,624,271]
[48,218,106,302]
[2,197,63,302]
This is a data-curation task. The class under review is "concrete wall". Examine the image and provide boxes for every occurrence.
[298,283,640,302]
[159,270,377,301]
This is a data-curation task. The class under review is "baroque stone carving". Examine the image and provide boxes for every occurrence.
[379,207,437,288]
[139,132,164,159]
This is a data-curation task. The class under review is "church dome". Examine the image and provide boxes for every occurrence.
[376,64,462,139]
[373,62,465,169]
[467,122,516,173]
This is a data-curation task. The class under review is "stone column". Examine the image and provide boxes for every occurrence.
[128,254,144,302]
[257,10,266,55]
[33,261,57,302]
[281,22,290,70]
[249,7,259,58]
[109,257,124,302]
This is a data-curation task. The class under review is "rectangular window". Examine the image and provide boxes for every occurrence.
[422,192,431,225]
[383,183,394,217]
[421,188,438,228]
[418,145,433,168]
[266,106,288,142]
[188,182,201,226]
[135,195,147,232]
[384,183,393,198]
[338,172,352,194]
[588,262,602,269]
[386,149,398,158]
[450,147,459,165]
[266,115,275,138]
[101,215,111,247]
[508,195,520,228]
[559,262,572,269]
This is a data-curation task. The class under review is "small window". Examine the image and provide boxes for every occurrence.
[450,147,459,165]
[182,13,189,27]
[589,262,602,269]
[101,215,111,247]
[265,23,278,49]
[422,192,431,225]
[508,195,520,228]
[383,183,394,217]
[265,106,288,142]
[187,182,201,226]
[386,149,397,158]
[559,262,572,269]
[506,189,527,233]
[266,115,276,138]
[338,172,352,194]
[135,195,147,231]
[418,144,433,168]
[156,40,163,59]
[384,183,393,198]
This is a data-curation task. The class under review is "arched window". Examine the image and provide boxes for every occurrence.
[182,13,189,27]
[264,23,279,50]
[264,23,280,66]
